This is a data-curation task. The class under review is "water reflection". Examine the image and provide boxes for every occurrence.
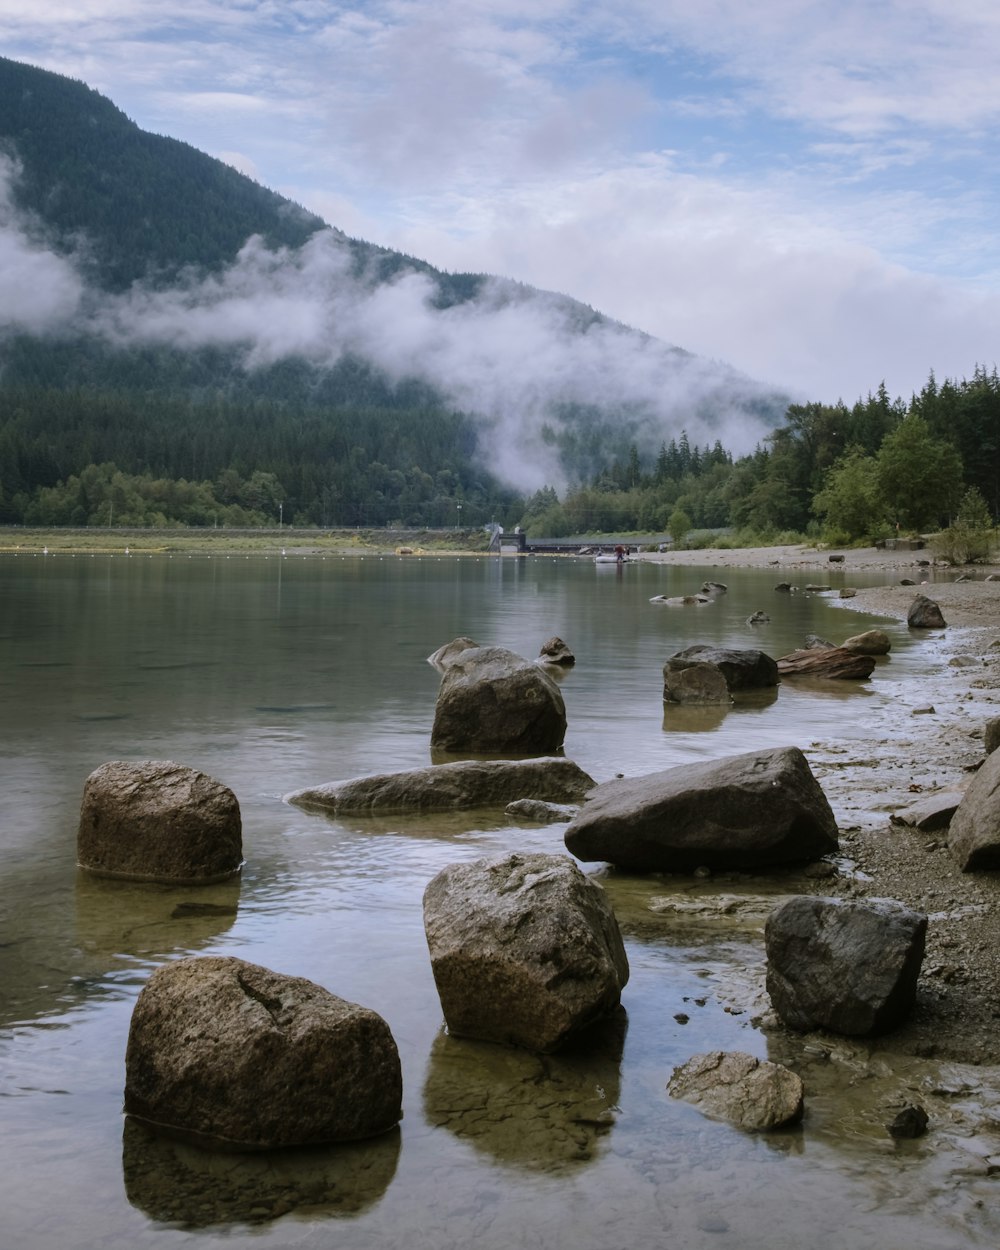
[422,1010,626,1172]
[122,1117,400,1227]
[75,873,240,961]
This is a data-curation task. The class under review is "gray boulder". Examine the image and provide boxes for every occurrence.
[985,716,1000,755]
[563,746,838,872]
[427,636,480,669]
[667,1051,804,1131]
[423,852,629,1052]
[841,629,892,655]
[664,645,779,696]
[947,747,1000,870]
[77,760,242,885]
[431,646,567,755]
[805,633,835,650]
[124,956,402,1150]
[765,896,927,1036]
[701,580,728,594]
[908,595,947,628]
[287,758,594,815]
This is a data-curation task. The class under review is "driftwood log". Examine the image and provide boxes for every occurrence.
[776,647,876,680]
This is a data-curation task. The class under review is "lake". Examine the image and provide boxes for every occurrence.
[0,551,993,1250]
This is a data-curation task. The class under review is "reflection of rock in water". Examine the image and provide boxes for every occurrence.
[422,1009,626,1172]
[122,1116,400,1227]
[75,873,240,960]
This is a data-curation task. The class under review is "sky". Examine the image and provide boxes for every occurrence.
[2,0,1000,410]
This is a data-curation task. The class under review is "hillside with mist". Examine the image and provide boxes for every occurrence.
[0,55,790,526]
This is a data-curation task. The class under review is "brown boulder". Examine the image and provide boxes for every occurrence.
[77,760,242,884]
[124,956,402,1150]
[841,629,891,655]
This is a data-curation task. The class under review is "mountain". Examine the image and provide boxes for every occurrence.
[0,55,791,526]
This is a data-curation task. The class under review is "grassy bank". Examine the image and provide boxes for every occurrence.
[0,526,495,557]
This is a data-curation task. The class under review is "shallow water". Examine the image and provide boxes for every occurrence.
[1,552,997,1249]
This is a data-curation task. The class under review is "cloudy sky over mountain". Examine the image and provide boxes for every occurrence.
[3,0,999,406]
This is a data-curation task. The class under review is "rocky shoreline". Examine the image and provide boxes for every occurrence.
[642,543,1000,1067]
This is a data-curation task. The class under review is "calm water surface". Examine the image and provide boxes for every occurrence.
[0,553,993,1249]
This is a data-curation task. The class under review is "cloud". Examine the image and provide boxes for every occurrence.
[0,156,83,333]
[84,229,777,490]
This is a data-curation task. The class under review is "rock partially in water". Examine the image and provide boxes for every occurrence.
[430,646,567,755]
[841,629,892,655]
[288,758,594,815]
[124,956,402,1151]
[538,636,576,666]
[908,594,947,628]
[564,746,838,873]
[765,896,927,1036]
[77,760,242,885]
[663,659,733,705]
[423,852,629,1052]
[948,747,1000,870]
[668,1050,804,1131]
[664,645,779,695]
[887,1104,929,1139]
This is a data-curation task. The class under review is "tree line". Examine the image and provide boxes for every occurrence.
[1,368,998,545]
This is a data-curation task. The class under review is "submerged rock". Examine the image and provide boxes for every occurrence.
[505,798,578,823]
[124,956,402,1150]
[287,758,594,815]
[668,1051,804,1131]
[765,896,927,1036]
[430,646,567,755]
[77,760,242,885]
[423,852,628,1052]
[563,746,838,872]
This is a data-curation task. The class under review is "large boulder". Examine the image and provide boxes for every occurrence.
[776,647,876,679]
[563,746,838,872]
[765,896,927,1036]
[841,629,892,655]
[77,760,242,884]
[430,646,567,755]
[124,956,402,1150]
[907,595,947,628]
[667,1051,803,1131]
[287,758,594,815]
[947,746,1000,870]
[423,852,629,1052]
[664,645,778,697]
[983,716,1000,756]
